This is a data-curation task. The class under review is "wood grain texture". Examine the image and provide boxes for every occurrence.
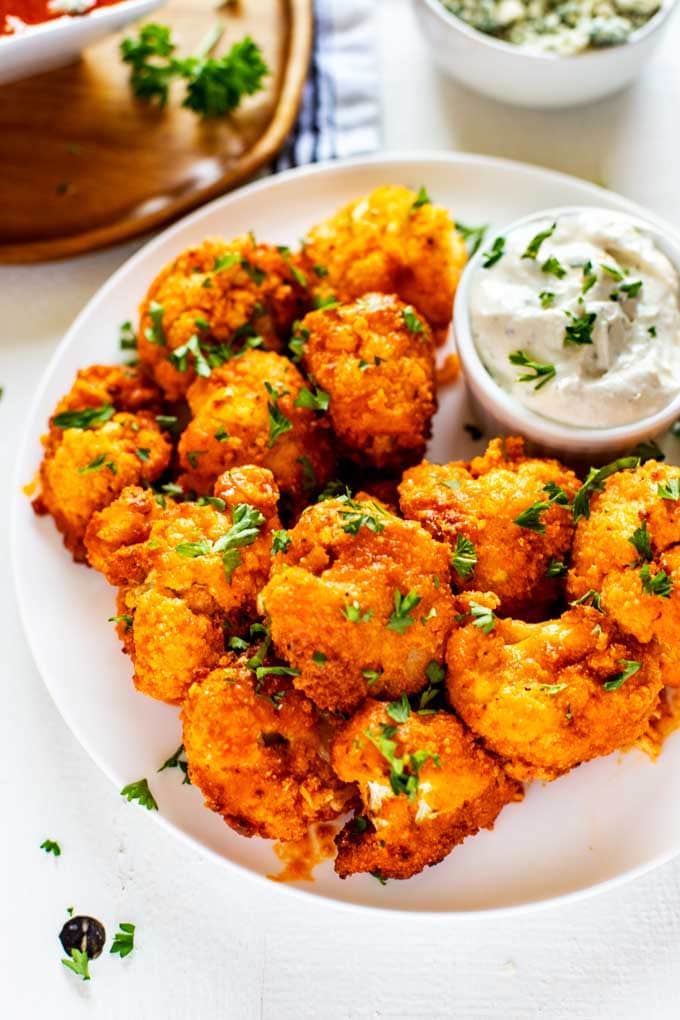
[0,0,312,263]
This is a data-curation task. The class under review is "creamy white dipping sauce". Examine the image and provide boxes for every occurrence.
[469,210,680,428]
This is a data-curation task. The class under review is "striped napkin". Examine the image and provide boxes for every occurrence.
[274,0,380,170]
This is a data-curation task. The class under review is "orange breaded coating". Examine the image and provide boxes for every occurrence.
[84,466,281,703]
[35,411,171,562]
[399,437,581,620]
[298,185,467,344]
[259,496,457,712]
[298,293,436,470]
[138,236,309,400]
[567,460,680,686]
[446,598,664,782]
[48,364,162,438]
[177,348,334,505]
[331,701,522,880]
[182,658,356,841]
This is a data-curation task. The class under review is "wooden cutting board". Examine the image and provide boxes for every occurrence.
[0,0,312,262]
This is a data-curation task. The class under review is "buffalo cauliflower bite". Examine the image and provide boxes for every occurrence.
[399,437,581,620]
[84,466,281,703]
[138,236,309,400]
[298,185,467,345]
[446,597,664,782]
[182,657,356,841]
[298,293,436,470]
[177,348,334,506]
[259,496,457,712]
[33,363,170,561]
[331,700,523,880]
[568,460,680,685]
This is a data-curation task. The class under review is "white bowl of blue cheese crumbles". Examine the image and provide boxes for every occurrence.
[454,207,680,460]
[412,0,679,107]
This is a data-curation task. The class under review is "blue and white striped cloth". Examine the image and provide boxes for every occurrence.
[274,0,380,170]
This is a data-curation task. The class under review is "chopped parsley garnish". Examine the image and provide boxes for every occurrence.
[658,478,680,501]
[481,236,505,268]
[297,454,317,492]
[386,694,411,723]
[145,301,166,346]
[411,185,431,210]
[365,724,440,800]
[387,590,422,633]
[108,613,133,631]
[468,600,496,634]
[342,600,373,623]
[312,651,327,666]
[417,660,446,714]
[456,221,487,256]
[572,457,640,521]
[214,425,229,441]
[53,404,115,430]
[265,382,292,447]
[564,310,596,346]
[135,447,150,462]
[110,923,136,959]
[213,252,241,272]
[521,222,556,260]
[314,264,328,278]
[603,659,641,692]
[40,839,61,856]
[168,334,211,377]
[120,778,158,811]
[570,588,603,612]
[401,306,424,334]
[174,504,264,581]
[294,384,330,412]
[539,290,556,308]
[119,320,137,350]
[362,669,382,685]
[546,559,568,578]
[288,323,309,362]
[313,294,340,310]
[197,495,226,511]
[158,744,190,784]
[628,521,653,563]
[509,350,556,390]
[514,482,570,533]
[121,26,269,119]
[78,454,116,475]
[649,325,657,338]
[272,529,291,554]
[371,871,388,885]
[620,279,643,298]
[339,502,386,537]
[62,948,90,981]
[539,683,567,695]
[240,258,265,286]
[253,665,300,683]
[186,449,205,469]
[541,256,567,279]
[451,533,476,580]
[640,564,673,598]
[582,260,597,294]
[600,263,625,281]
[156,414,179,432]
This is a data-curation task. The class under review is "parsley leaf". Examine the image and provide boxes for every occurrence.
[110,923,136,959]
[572,457,640,521]
[294,384,330,412]
[603,659,641,692]
[387,590,422,633]
[546,558,568,578]
[564,310,596,346]
[78,454,116,475]
[401,306,424,334]
[600,263,625,281]
[509,350,556,390]
[272,529,291,554]
[570,588,603,612]
[339,502,386,537]
[158,744,190,784]
[168,334,211,377]
[629,521,653,563]
[53,404,114,430]
[312,651,327,666]
[108,613,133,631]
[365,724,440,800]
[342,600,373,623]
[183,37,269,119]
[658,478,680,501]
[514,482,570,532]
[119,320,137,351]
[541,256,567,279]
[451,533,476,580]
[62,947,91,981]
[386,694,411,723]
[539,683,567,695]
[521,222,556,260]
[40,839,61,856]
[640,564,673,598]
[539,290,556,308]
[456,221,487,256]
[265,382,292,447]
[468,600,496,634]
[411,185,431,210]
[120,778,158,811]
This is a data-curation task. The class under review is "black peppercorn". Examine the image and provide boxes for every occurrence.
[59,916,106,960]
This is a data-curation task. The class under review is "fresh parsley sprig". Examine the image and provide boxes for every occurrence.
[120,778,158,811]
[110,923,136,959]
[509,350,556,391]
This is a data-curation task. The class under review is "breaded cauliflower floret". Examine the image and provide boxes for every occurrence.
[259,496,457,712]
[138,236,309,399]
[48,364,162,438]
[298,293,436,470]
[331,701,522,880]
[399,437,581,620]
[182,657,356,841]
[446,597,664,782]
[84,466,281,703]
[34,410,171,562]
[298,185,467,344]
[177,349,334,507]
[568,460,680,685]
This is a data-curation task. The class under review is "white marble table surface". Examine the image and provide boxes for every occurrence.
[3,1,680,1016]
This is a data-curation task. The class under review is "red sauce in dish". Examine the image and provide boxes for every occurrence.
[1,0,123,35]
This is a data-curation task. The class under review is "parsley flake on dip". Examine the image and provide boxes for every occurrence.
[469,210,680,428]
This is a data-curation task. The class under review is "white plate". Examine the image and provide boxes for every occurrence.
[0,0,164,86]
[12,153,680,915]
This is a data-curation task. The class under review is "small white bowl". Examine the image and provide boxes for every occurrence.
[412,0,680,109]
[454,205,680,465]
[0,0,165,87]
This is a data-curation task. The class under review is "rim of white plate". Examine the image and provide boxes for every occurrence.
[11,150,680,918]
